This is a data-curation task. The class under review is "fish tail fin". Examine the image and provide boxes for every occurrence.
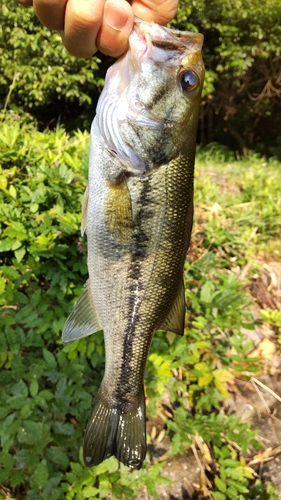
[83,388,146,470]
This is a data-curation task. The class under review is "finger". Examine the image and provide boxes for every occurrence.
[33,0,67,31]
[96,0,133,57]
[131,0,178,25]
[63,0,105,57]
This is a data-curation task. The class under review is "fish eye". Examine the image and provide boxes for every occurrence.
[179,69,199,92]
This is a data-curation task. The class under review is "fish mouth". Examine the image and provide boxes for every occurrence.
[132,18,204,56]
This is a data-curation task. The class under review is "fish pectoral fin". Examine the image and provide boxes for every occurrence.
[160,280,185,336]
[61,281,102,344]
[83,387,146,470]
[81,184,89,236]
[104,174,132,243]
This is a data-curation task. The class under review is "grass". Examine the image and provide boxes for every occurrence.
[194,145,281,263]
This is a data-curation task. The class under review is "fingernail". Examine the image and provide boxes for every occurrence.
[105,3,130,31]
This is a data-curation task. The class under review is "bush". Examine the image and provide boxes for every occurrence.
[172,0,281,157]
[1,119,279,499]
[0,118,174,499]
[0,1,104,129]
[1,0,281,156]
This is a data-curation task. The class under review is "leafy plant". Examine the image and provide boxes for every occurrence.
[260,309,281,349]
[1,119,280,498]
[2,1,281,156]
[0,0,104,129]
[172,0,281,157]
[0,118,172,500]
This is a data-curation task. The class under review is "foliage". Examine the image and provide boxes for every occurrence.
[195,144,281,258]
[1,120,280,499]
[146,252,262,499]
[171,0,281,157]
[260,309,281,348]
[146,251,259,414]
[0,118,171,499]
[0,1,104,129]
[1,1,281,156]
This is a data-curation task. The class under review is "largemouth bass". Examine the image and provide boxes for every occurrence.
[62,19,204,470]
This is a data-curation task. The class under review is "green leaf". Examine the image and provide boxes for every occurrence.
[10,469,25,487]
[46,446,70,468]
[30,379,39,397]
[226,486,239,500]
[198,372,213,386]
[30,203,39,213]
[11,240,22,251]
[214,477,227,493]
[145,477,157,497]
[0,468,11,483]
[70,462,83,476]
[10,379,28,397]
[9,185,17,199]
[0,452,15,469]
[213,369,234,382]
[227,479,249,494]
[0,174,8,191]
[30,460,49,489]
[200,281,215,303]
[15,247,26,262]
[214,379,230,399]
[82,486,99,498]
[43,348,57,368]
[98,479,111,498]
[0,238,14,252]
[212,492,226,500]
[20,404,32,419]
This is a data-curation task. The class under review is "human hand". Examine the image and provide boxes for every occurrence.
[16,0,178,58]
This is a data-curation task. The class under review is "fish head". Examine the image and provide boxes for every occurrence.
[96,21,205,174]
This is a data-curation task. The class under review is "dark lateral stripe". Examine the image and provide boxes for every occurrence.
[116,179,152,406]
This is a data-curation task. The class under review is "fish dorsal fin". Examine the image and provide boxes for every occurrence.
[62,281,102,344]
[81,184,89,236]
[104,174,132,243]
[161,280,185,336]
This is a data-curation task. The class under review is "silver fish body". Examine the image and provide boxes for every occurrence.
[62,19,204,469]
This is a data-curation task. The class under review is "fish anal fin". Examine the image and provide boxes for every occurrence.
[104,175,132,243]
[161,280,186,336]
[61,281,102,344]
[81,184,89,236]
[83,387,146,469]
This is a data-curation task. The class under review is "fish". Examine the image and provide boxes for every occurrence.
[62,19,204,470]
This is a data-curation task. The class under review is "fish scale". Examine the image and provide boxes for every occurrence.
[62,19,204,469]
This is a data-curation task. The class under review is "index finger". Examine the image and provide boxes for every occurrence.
[131,0,178,25]
[62,0,104,57]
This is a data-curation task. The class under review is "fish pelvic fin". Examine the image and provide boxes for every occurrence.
[62,281,102,344]
[83,388,146,470]
[161,279,185,336]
